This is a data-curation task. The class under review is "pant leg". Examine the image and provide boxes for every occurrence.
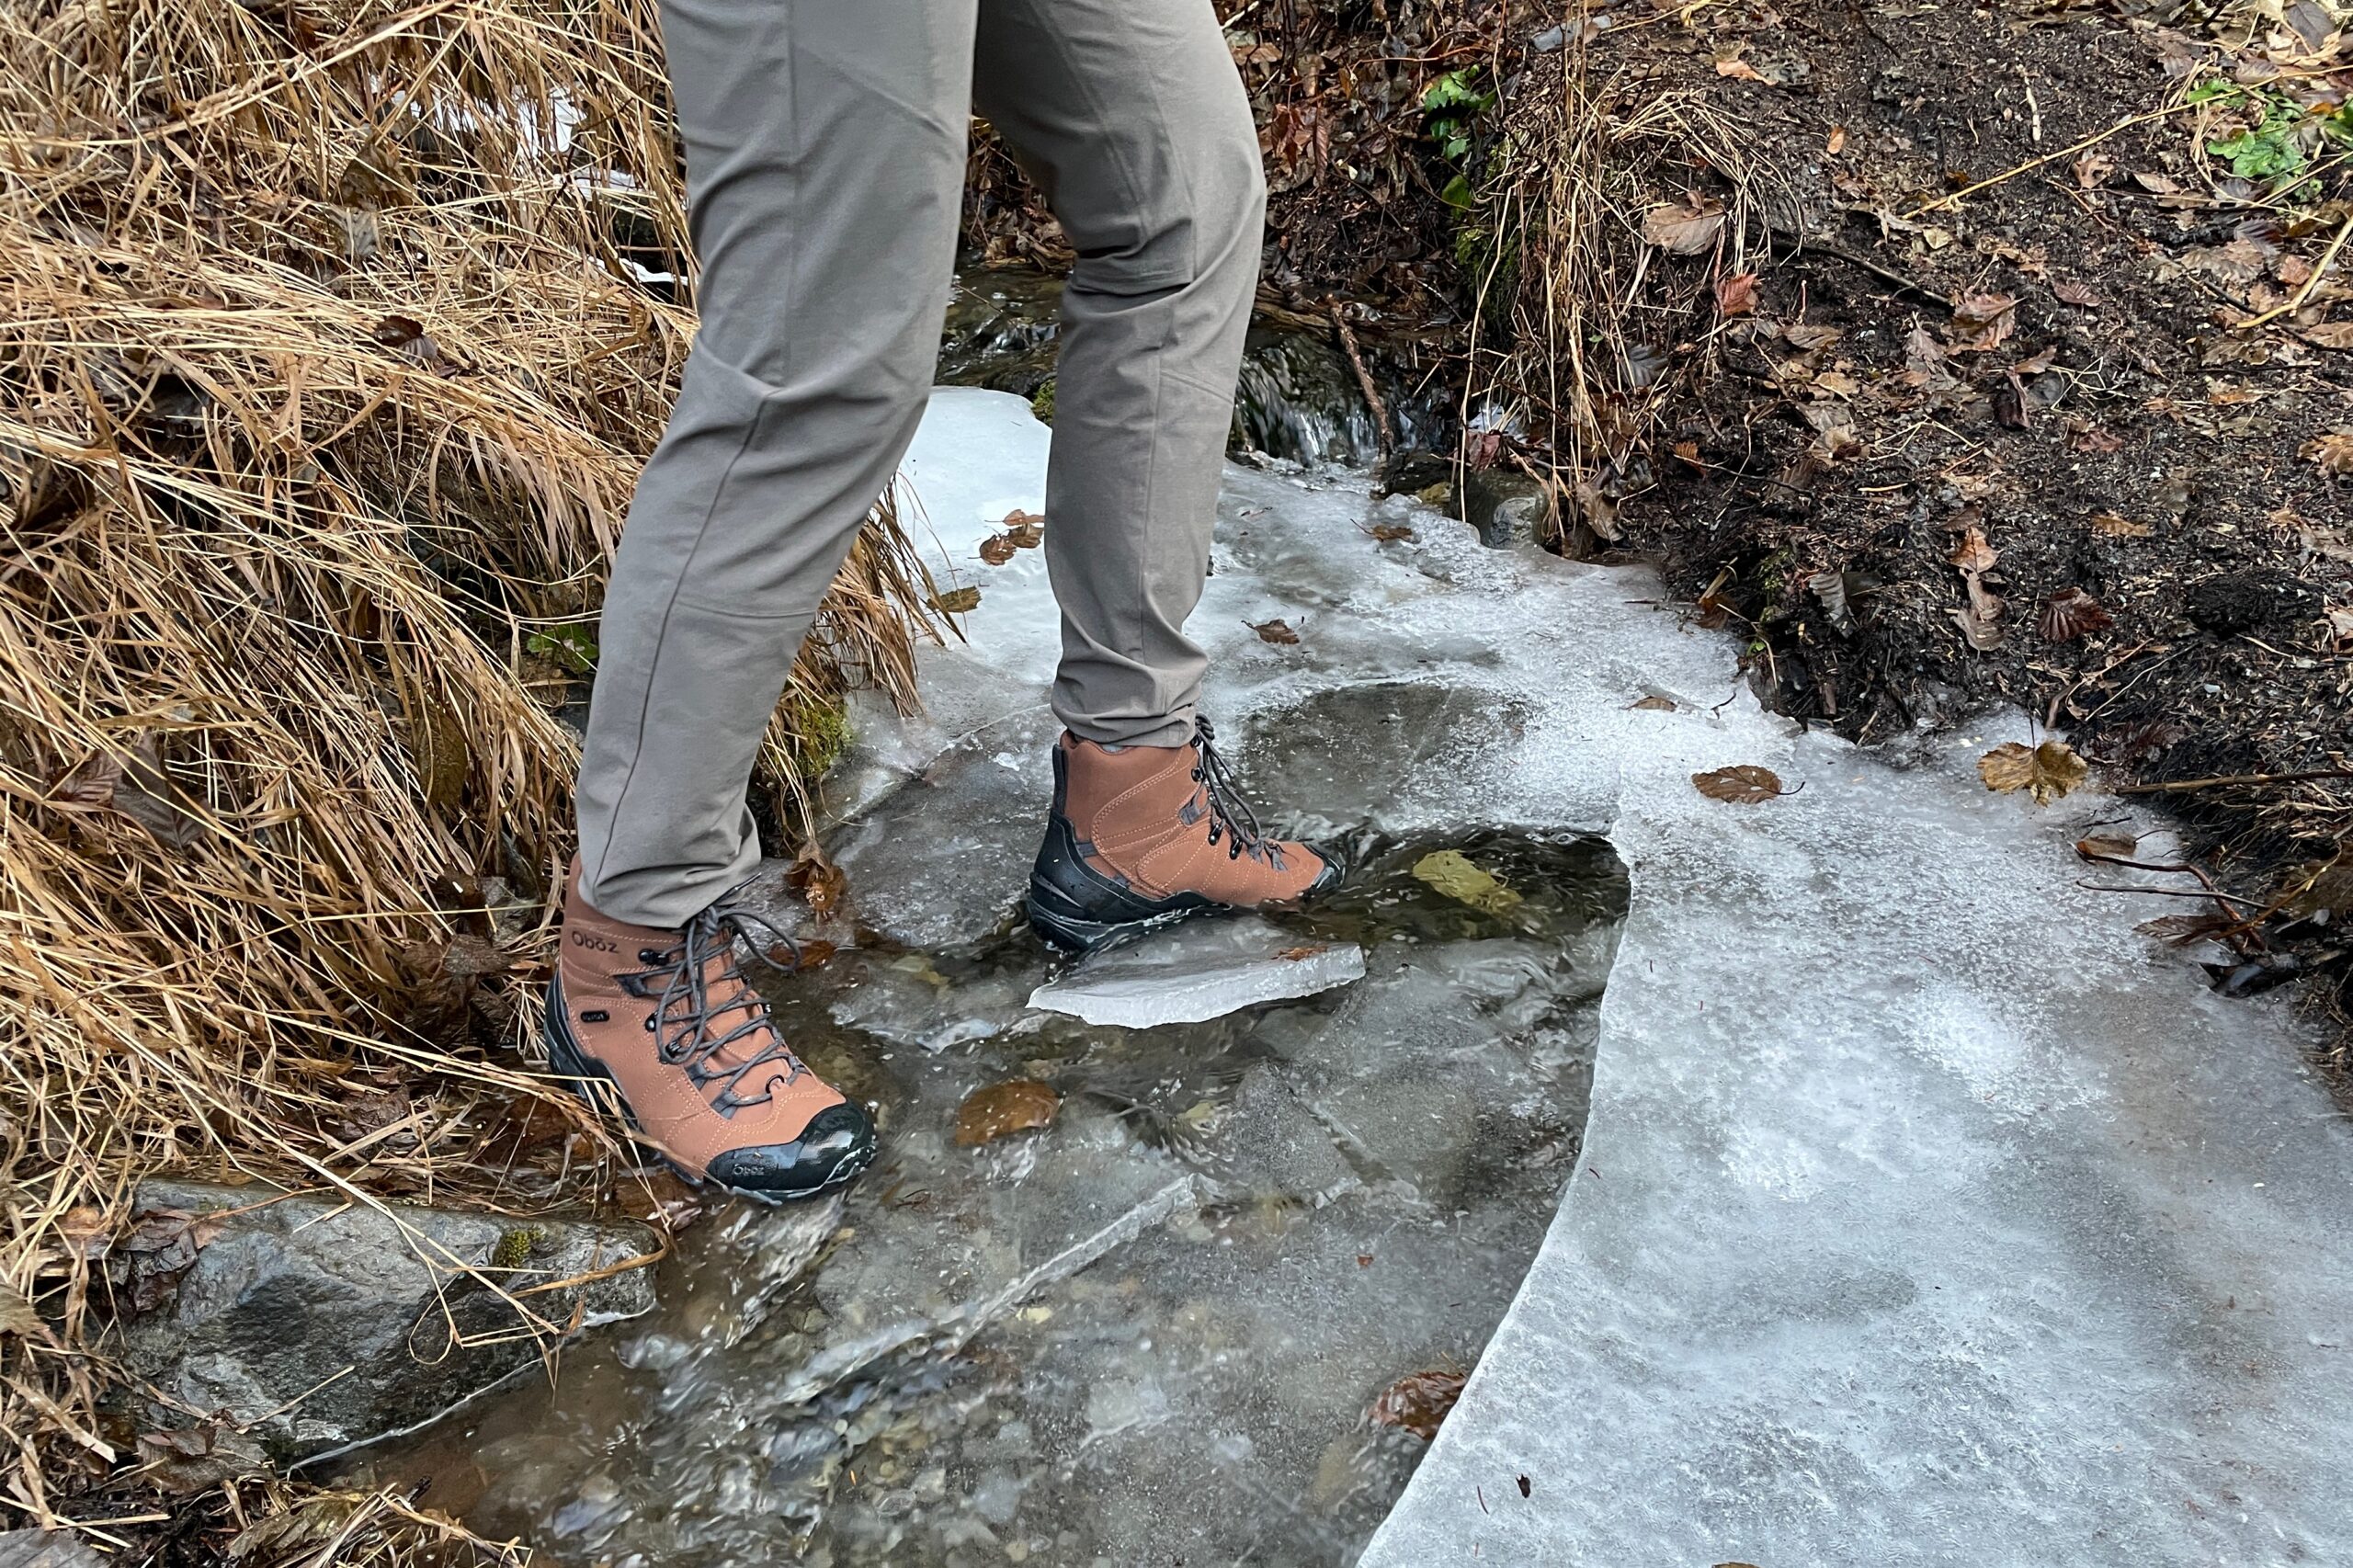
[576,0,976,927]
[972,0,1267,748]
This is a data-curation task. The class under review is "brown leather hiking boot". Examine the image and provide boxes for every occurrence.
[1027,718,1343,953]
[546,864,873,1200]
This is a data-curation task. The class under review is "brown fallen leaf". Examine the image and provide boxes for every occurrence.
[1714,53,1765,82]
[2089,510,2152,539]
[1949,604,2006,651]
[1628,694,1677,711]
[1000,508,1043,530]
[786,842,848,919]
[2303,431,2353,476]
[1946,526,1999,575]
[2303,322,2353,349]
[1370,1368,1468,1440]
[2052,278,2102,309]
[2075,832,2139,859]
[1949,292,2018,352]
[2135,912,2237,946]
[1782,322,1842,352]
[955,1080,1060,1147]
[2040,587,2114,642]
[371,313,445,369]
[1642,199,1726,256]
[1714,271,1758,318]
[1978,740,2087,805]
[1252,618,1302,644]
[1275,944,1328,961]
[1692,765,1791,803]
[1825,125,1847,155]
[1369,523,1416,542]
[927,585,982,614]
[978,532,1020,565]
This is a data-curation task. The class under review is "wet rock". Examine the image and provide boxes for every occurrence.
[0,1531,103,1568]
[122,1180,658,1461]
[1458,465,1548,549]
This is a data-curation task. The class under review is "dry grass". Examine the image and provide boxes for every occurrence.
[0,0,937,1539]
[1461,18,1788,550]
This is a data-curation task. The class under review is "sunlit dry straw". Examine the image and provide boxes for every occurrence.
[1,0,939,1532]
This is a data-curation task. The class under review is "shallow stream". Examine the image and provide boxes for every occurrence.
[357,752,1623,1564]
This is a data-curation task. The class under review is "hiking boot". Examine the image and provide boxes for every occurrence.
[1027,718,1344,954]
[545,864,873,1200]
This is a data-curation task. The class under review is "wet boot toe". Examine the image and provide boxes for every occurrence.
[703,1101,877,1200]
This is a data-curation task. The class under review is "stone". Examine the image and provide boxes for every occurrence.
[0,1531,103,1568]
[1457,464,1548,548]
[121,1180,658,1462]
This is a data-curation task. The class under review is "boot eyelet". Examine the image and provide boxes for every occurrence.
[638,949,662,963]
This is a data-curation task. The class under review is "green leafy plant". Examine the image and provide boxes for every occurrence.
[526,623,599,674]
[1421,69,1494,164]
[2187,80,2353,194]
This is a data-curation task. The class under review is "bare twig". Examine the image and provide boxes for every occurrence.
[1328,301,1393,457]
[2115,768,2353,795]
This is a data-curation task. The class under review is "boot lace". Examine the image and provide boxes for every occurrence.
[1190,717,1288,868]
[622,903,807,1117]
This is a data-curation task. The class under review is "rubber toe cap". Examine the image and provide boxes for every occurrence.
[705,1101,876,1200]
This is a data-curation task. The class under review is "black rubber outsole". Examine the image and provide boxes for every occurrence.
[1025,845,1348,958]
[543,977,873,1205]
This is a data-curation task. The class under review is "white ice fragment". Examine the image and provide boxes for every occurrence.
[1028,918,1366,1028]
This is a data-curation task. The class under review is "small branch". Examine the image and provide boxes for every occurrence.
[1906,102,2197,217]
[2078,881,2266,908]
[1329,301,1393,456]
[1767,225,1952,311]
[2115,767,2353,796]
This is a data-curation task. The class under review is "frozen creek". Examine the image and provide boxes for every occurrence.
[366,391,2353,1566]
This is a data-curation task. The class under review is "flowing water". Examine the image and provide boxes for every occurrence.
[938,267,1451,466]
[352,745,1624,1565]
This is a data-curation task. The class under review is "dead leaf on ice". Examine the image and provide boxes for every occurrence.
[1692,765,1792,802]
[1251,618,1302,644]
[1370,1368,1468,1440]
[2075,832,2139,860]
[955,1080,1061,1147]
[927,585,982,614]
[1978,740,2087,805]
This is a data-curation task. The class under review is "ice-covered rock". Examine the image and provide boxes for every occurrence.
[1028,916,1366,1028]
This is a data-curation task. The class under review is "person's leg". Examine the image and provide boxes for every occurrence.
[576,0,975,929]
[971,0,1266,748]
[974,0,1341,953]
[555,0,973,1198]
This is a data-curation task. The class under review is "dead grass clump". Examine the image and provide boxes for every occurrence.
[0,0,937,1530]
[1461,27,1789,551]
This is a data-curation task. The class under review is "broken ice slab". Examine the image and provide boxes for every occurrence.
[1028,916,1366,1028]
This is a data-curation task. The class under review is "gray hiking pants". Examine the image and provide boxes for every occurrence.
[574,0,1267,926]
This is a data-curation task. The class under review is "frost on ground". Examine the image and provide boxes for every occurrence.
[368,390,2351,1565]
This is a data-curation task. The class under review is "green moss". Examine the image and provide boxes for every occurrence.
[785,692,854,780]
[489,1224,546,1271]
[1029,379,1055,426]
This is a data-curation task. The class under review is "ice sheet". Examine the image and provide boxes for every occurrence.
[1028,917,1367,1028]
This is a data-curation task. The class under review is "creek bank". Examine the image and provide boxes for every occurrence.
[118,1180,658,1467]
[940,266,1453,466]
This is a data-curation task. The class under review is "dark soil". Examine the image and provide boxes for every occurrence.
[1547,3,2353,1051]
